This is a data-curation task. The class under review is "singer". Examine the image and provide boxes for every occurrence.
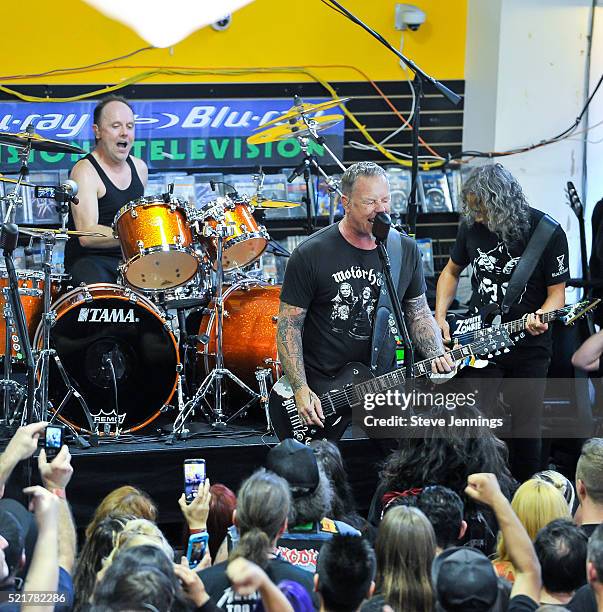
[63,95,148,285]
[276,161,454,429]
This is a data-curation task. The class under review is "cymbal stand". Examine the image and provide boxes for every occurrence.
[0,141,37,426]
[170,205,260,439]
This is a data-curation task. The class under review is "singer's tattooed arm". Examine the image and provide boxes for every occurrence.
[404,294,446,359]
[276,302,325,427]
[276,302,308,392]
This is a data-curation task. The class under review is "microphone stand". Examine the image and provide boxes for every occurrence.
[323,0,461,236]
[372,215,415,389]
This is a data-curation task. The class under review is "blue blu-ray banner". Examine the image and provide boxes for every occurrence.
[0,98,344,171]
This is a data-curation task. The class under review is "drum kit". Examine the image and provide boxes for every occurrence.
[0,96,349,442]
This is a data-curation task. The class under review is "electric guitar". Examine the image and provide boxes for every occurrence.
[268,327,513,444]
[447,299,600,346]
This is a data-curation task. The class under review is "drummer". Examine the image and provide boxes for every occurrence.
[64,95,148,285]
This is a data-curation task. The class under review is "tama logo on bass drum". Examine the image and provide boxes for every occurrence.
[77,308,139,323]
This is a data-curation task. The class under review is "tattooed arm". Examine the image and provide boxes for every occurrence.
[404,294,454,373]
[276,301,324,427]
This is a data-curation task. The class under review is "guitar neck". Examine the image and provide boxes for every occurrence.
[501,308,564,335]
[353,343,477,398]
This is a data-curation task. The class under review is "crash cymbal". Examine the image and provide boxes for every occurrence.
[250,195,300,209]
[259,98,350,128]
[18,227,106,237]
[247,115,344,145]
[0,176,36,188]
[0,131,85,155]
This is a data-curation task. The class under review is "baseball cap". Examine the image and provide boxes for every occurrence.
[266,439,319,498]
[432,546,498,612]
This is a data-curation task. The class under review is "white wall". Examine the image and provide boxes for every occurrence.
[464,0,595,288]
[586,4,603,251]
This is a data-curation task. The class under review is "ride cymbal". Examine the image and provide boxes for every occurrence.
[247,115,344,145]
[0,131,85,155]
[259,97,350,129]
[250,196,300,209]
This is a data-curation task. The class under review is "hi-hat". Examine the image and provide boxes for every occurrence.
[247,115,344,145]
[250,195,300,209]
[0,131,85,155]
[18,226,106,237]
[259,97,350,129]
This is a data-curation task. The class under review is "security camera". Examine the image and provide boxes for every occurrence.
[395,4,426,31]
[211,14,232,31]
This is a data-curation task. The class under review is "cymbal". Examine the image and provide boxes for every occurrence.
[0,176,36,188]
[259,98,350,128]
[247,115,344,145]
[250,195,300,209]
[18,227,106,238]
[0,131,85,155]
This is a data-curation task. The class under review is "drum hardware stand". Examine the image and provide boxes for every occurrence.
[168,213,260,441]
[255,367,274,433]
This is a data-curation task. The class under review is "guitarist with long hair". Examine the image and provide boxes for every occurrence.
[435,163,569,482]
[276,162,455,432]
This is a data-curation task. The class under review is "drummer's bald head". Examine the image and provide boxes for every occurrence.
[93,95,135,141]
[341,162,388,197]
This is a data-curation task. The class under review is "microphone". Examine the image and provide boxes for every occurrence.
[61,179,79,205]
[371,212,392,242]
[287,161,307,183]
[0,223,19,254]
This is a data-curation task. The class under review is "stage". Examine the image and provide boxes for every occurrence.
[2,421,386,540]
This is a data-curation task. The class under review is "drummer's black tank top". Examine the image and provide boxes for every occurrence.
[64,154,144,265]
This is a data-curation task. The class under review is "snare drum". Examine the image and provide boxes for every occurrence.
[114,196,201,291]
[0,270,64,362]
[198,281,281,387]
[203,198,269,271]
[34,283,180,434]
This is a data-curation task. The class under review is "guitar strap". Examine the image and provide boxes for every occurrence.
[500,214,558,314]
[370,229,403,374]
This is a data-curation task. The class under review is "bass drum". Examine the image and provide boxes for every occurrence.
[35,283,179,434]
[198,281,281,388]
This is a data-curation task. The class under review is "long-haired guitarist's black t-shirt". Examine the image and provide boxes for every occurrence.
[450,207,570,355]
[281,223,425,378]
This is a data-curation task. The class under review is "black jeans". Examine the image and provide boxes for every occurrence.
[459,351,551,483]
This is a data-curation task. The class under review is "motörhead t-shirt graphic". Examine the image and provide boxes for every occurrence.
[281,223,425,376]
[329,268,379,339]
[450,207,570,353]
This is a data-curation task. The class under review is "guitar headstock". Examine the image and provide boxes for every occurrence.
[566,181,584,219]
[472,327,515,357]
[560,299,601,325]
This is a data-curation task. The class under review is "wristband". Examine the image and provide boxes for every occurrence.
[189,528,207,535]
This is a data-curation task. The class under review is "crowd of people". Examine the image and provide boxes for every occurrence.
[1,425,603,611]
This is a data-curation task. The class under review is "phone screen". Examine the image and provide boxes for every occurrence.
[184,460,206,503]
[186,532,209,568]
[45,425,63,457]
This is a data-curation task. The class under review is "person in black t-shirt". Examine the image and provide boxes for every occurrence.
[435,163,569,481]
[590,197,603,328]
[277,161,454,429]
[64,95,148,285]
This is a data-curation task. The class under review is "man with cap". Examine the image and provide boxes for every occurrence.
[266,439,360,573]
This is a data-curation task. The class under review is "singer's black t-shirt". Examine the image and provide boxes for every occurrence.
[280,223,425,377]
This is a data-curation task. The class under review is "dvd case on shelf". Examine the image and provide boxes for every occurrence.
[386,167,412,217]
[418,171,453,213]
